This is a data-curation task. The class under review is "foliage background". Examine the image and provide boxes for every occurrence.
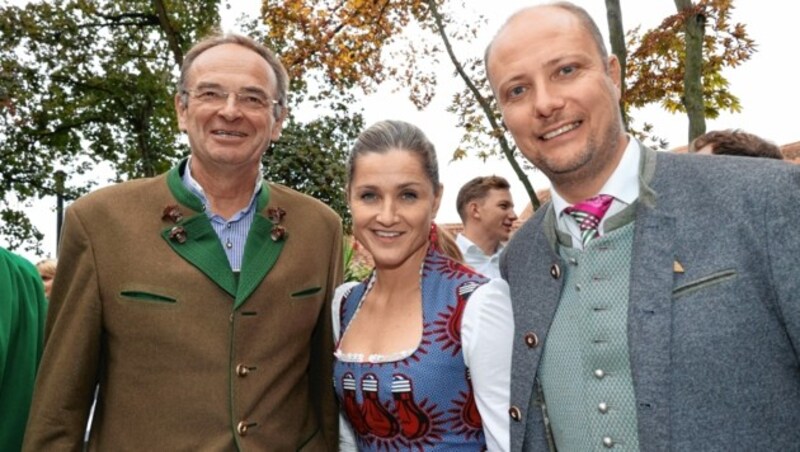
[0,0,362,253]
[2,0,798,262]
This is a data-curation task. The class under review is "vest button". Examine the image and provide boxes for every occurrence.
[524,332,539,348]
[594,369,606,379]
[509,406,522,421]
[236,364,250,377]
[602,436,615,448]
[237,421,250,436]
[550,263,561,279]
[598,402,609,414]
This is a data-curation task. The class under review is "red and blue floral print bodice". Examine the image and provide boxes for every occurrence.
[333,248,489,450]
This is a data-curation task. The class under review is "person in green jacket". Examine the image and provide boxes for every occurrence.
[0,247,47,451]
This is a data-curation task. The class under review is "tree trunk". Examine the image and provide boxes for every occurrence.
[675,0,706,142]
[604,0,628,125]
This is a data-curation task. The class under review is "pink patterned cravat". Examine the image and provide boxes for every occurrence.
[564,194,615,246]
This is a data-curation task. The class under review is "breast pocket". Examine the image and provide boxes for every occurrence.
[118,284,179,306]
[672,269,737,300]
[290,286,322,299]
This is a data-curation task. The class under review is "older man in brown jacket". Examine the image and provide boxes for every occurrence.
[23,34,341,451]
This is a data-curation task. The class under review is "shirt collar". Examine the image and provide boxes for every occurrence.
[456,233,504,257]
[182,155,263,217]
[456,233,476,251]
[551,135,641,216]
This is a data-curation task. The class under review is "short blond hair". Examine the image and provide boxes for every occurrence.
[456,175,511,222]
[36,258,57,279]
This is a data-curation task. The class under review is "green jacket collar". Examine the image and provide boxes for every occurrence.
[161,159,284,308]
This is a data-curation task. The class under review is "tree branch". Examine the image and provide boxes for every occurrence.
[50,75,121,96]
[77,19,158,29]
[32,116,111,137]
[93,12,158,22]
[78,11,159,29]
[152,0,184,67]
[424,0,539,209]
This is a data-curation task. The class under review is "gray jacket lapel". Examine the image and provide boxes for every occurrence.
[627,145,675,448]
[504,204,565,451]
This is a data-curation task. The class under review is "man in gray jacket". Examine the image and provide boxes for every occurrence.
[486,2,800,451]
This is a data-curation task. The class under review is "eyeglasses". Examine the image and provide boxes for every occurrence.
[183,87,280,111]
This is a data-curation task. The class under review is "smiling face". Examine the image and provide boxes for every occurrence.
[175,43,284,174]
[348,149,442,271]
[487,6,627,201]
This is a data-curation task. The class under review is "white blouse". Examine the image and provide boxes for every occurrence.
[332,277,513,451]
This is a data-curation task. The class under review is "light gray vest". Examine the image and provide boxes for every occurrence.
[539,212,641,451]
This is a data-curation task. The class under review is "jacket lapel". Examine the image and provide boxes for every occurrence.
[160,161,236,297]
[162,213,237,297]
[508,205,565,447]
[627,146,675,446]
[161,163,289,308]
[236,185,285,309]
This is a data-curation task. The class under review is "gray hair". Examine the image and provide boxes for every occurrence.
[347,120,440,191]
[485,1,609,84]
[177,33,289,118]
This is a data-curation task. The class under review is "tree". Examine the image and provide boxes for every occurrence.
[0,0,218,251]
[260,0,541,210]
[424,0,539,210]
[0,0,359,252]
[624,0,755,145]
[265,109,362,233]
[675,0,707,142]
[260,0,755,215]
[605,0,628,124]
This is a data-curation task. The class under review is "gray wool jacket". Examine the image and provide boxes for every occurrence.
[501,144,800,452]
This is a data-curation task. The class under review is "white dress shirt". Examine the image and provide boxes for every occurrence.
[551,136,641,249]
[332,278,513,451]
[456,233,504,279]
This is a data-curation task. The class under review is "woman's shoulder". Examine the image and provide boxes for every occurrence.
[332,281,364,311]
[331,281,364,341]
[334,281,362,297]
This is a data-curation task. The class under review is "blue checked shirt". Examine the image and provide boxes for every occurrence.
[182,157,262,272]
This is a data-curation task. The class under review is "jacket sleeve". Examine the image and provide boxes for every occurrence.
[23,205,102,451]
[766,164,800,357]
[0,249,48,451]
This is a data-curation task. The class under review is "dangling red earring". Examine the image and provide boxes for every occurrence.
[429,223,440,251]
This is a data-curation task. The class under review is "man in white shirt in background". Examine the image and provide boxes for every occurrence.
[455,175,518,278]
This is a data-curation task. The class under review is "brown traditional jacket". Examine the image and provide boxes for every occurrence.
[23,161,342,451]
